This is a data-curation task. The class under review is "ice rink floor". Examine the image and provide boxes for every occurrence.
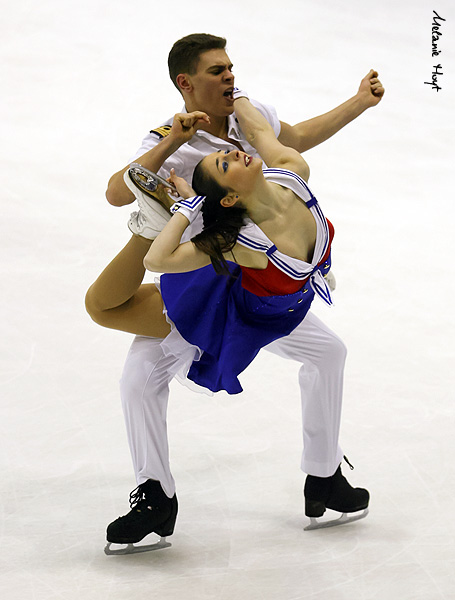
[1,1,455,598]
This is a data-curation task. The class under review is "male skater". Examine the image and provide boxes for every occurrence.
[98,33,384,549]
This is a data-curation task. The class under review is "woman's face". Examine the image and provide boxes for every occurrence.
[201,149,262,197]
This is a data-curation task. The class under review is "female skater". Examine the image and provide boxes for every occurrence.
[87,92,333,393]
[86,91,368,551]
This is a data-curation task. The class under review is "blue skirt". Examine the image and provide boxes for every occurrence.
[160,263,315,394]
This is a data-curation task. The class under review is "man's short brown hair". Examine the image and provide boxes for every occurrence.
[168,33,227,90]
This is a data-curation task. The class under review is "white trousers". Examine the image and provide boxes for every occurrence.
[120,311,345,498]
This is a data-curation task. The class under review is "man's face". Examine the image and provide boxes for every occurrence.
[184,49,235,117]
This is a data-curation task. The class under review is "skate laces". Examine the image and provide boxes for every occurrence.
[129,484,146,509]
[136,210,146,228]
[343,455,355,470]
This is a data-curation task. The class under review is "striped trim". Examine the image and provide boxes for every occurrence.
[237,232,270,252]
[149,125,172,139]
[268,253,313,279]
[310,273,333,306]
[312,202,330,258]
[170,195,206,214]
[263,168,317,206]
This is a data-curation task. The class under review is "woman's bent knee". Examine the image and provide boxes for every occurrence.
[85,285,105,324]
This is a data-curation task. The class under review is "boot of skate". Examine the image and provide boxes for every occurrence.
[304,461,369,518]
[107,479,178,545]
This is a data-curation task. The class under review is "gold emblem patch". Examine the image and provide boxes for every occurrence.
[150,125,172,139]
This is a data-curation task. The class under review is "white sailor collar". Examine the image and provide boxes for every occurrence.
[236,168,334,306]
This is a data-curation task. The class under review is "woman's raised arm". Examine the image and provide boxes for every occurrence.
[143,211,212,274]
[233,93,309,180]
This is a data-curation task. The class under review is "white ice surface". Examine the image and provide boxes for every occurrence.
[1,0,455,598]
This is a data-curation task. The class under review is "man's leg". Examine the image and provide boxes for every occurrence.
[119,335,177,498]
[106,334,180,548]
[264,311,346,477]
[265,312,369,525]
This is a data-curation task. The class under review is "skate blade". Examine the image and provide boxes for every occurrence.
[304,508,369,531]
[104,536,171,555]
[128,164,177,194]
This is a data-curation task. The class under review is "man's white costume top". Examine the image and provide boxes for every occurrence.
[130,100,281,182]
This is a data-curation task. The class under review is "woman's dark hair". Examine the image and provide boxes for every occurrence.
[168,34,227,91]
[191,159,247,276]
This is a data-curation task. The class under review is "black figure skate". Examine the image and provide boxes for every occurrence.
[304,458,369,531]
[104,479,178,555]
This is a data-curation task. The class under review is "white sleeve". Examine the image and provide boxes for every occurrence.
[129,132,160,163]
[249,98,281,138]
[128,131,186,182]
[128,117,174,163]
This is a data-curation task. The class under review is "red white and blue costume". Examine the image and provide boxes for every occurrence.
[160,168,335,395]
[120,102,345,499]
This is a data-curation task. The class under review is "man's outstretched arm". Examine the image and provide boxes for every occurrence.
[278,69,385,153]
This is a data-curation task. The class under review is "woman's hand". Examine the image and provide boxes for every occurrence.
[169,111,211,144]
[167,168,196,199]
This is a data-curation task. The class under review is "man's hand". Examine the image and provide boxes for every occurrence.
[169,111,211,144]
[106,111,209,207]
[357,69,385,108]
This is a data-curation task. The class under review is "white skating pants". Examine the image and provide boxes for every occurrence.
[120,311,345,498]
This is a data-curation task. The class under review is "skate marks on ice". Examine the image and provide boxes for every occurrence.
[304,508,369,531]
[104,535,172,555]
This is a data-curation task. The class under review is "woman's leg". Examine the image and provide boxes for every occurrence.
[85,235,171,338]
